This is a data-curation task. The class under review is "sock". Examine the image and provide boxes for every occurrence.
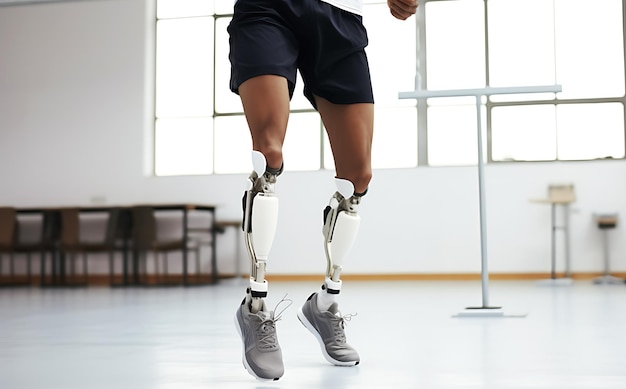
[354,188,368,197]
[249,296,264,314]
[316,287,337,312]
[265,163,284,177]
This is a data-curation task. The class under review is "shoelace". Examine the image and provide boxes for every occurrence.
[330,312,357,343]
[255,294,293,350]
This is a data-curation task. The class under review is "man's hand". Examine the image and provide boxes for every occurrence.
[387,0,418,20]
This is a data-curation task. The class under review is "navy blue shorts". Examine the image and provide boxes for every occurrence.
[227,0,374,109]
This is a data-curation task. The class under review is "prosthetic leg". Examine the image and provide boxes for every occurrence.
[321,178,363,297]
[296,178,364,366]
[235,151,288,381]
[242,151,281,313]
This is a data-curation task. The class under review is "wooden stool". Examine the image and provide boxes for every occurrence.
[530,183,576,285]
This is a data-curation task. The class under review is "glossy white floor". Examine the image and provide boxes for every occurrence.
[1,279,626,389]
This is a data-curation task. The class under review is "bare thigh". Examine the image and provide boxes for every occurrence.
[315,95,374,194]
[238,75,291,170]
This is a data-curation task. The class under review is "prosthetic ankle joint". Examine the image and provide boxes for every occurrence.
[322,179,363,295]
[243,151,281,298]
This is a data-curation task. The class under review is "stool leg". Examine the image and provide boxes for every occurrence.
[563,204,572,278]
[550,204,557,280]
[602,230,610,277]
[593,228,624,285]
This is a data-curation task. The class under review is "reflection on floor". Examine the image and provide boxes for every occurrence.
[1,279,626,389]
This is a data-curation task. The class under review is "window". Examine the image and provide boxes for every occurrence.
[485,0,625,162]
[154,0,626,175]
[420,0,626,165]
[154,0,418,175]
[155,15,214,176]
[424,0,485,165]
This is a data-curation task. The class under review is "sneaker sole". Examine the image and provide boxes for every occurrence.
[297,306,359,367]
[234,312,282,381]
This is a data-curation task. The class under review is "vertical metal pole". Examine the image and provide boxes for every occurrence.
[211,211,218,284]
[415,6,429,166]
[182,208,189,286]
[475,95,490,308]
[551,204,557,279]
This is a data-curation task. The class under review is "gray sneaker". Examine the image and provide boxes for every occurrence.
[297,292,360,366]
[235,293,285,381]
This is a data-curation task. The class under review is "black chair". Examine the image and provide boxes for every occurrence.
[57,208,130,286]
[0,207,41,286]
[107,208,133,285]
[40,210,63,286]
[131,206,198,285]
[0,207,20,286]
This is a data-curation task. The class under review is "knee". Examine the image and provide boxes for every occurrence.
[256,146,283,171]
[345,169,372,195]
[251,132,284,170]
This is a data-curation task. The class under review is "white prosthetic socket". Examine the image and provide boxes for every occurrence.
[320,178,364,307]
[242,151,281,312]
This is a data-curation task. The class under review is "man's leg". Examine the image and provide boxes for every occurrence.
[239,75,290,171]
[239,75,289,311]
[297,96,373,366]
[317,97,373,195]
[234,75,290,381]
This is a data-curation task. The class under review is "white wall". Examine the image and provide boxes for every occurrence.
[1,0,625,277]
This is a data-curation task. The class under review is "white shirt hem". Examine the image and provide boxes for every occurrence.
[320,0,363,16]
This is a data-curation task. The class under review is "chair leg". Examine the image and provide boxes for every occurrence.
[141,253,148,284]
[136,253,142,284]
[164,253,168,277]
[153,251,159,283]
[40,251,45,286]
[69,253,76,285]
[109,252,114,285]
[83,253,88,286]
[27,253,32,285]
[10,254,15,279]
[195,246,201,276]
[56,251,63,285]
[131,250,139,285]
[50,251,56,285]
[146,252,151,284]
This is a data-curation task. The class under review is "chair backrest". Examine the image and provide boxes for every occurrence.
[0,207,17,249]
[104,208,121,245]
[60,208,81,248]
[103,207,133,246]
[116,209,133,239]
[41,210,62,247]
[131,206,157,251]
